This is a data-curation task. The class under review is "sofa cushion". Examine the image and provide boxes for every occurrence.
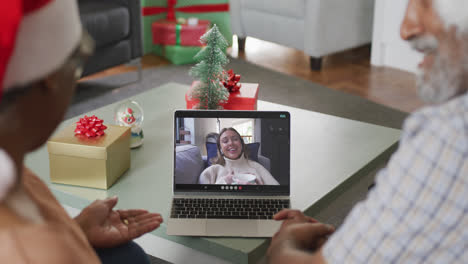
[206,142,218,166]
[79,1,130,49]
[241,0,304,19]
[82,40,131,76]
[245,142,260,162]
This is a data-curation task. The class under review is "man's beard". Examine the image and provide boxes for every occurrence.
[416,52,464,104]
[412,35,468,104]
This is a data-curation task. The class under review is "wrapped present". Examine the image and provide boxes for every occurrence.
[141,0,231,55]
[164,45,202,64]
[186,81,259,110]
[47,124,131,189]
[152,19,210,46]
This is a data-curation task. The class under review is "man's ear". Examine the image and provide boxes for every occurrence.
[40,74,59,95]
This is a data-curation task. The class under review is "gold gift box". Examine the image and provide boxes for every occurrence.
[47,124,131,189]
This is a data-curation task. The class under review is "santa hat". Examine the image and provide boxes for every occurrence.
[434,0,468,32]
[0,0,82,102]
[0,0,82,200]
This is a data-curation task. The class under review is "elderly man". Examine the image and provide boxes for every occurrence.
[0,0,162,263]
[267,0,468,263]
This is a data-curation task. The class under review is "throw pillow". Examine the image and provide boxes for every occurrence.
[246,142,260,162]
[205,142,218,166]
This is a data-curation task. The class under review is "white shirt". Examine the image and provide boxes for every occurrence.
[199,155,279,185]
[0,148,15,201]
[0,148,43,223]
[323,94,468,263]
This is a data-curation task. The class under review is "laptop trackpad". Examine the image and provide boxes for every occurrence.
[206,220,258,237]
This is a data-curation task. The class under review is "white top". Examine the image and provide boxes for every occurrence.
[199,155,279,185]
[0,149,43,223]
[323,94,468,263]
[0,148,15,201]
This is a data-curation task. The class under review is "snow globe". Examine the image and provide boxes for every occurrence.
[114,100,144,148]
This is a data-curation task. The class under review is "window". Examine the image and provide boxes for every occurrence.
[233,119,254,143]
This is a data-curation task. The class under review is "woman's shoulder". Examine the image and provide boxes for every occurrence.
[202,164,224,173]
[246,160,264,169]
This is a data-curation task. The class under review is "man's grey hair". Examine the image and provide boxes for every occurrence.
[434,0,468,32]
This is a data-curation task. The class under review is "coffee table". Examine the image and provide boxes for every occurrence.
[26,82,401,264]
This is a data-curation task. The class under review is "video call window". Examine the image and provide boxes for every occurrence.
[174,117,290,187]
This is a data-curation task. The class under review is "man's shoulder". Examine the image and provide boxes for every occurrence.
[403,94,468,142]
[0,224,99,264]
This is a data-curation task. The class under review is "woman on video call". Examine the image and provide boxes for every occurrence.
[199,128,279,185]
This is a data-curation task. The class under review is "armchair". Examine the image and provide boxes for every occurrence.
[230,0,375,70]
[78,0,143,77]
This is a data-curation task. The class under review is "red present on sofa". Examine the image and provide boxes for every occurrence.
[152,19,210,46]
[186,81,259,110]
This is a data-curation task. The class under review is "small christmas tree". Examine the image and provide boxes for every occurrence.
[190,24,229,109]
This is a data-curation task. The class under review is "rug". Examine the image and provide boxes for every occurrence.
[71,57,408,264]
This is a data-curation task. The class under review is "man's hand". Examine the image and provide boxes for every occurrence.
[271,209,334,251]
[267,209,334,264]
[274,209,318,226]
[75,196,163,248]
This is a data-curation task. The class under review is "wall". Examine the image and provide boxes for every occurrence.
[193,119,217,156]
[371,0,422,73]
[182,118,195,143]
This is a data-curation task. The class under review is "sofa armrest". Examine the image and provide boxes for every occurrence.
[304,0,375,57]
[202,155,209,168]
[229,0,245,38]
[175,145,204,184]
[258,155,271,172]
[116,0,142,58]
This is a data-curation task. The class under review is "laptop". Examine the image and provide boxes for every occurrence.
[167,110,291,237]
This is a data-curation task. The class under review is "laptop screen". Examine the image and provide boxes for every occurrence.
[174,110,290,195]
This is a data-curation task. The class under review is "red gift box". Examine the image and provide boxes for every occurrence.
[152,19,210,46]
[186,81,259,110]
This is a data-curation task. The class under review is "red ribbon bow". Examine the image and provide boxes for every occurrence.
[75,115,107,138]
[142,0,229,21]
[223,69,241,93]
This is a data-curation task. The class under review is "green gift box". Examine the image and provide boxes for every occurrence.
[162,43,228,65]
[141,0,232,55]
[164,45,202,64]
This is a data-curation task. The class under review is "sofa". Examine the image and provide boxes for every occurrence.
[230,0,375,70]
[78,0,143,77]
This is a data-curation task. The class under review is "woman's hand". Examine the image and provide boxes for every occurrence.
[254,174,264,185]
[222,170,235,184]
[75,196,163,248]
[234,172,262,185]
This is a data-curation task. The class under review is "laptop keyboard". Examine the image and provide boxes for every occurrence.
[170,198,290,219]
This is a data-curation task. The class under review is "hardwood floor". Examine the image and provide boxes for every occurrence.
[82,36,424,113]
